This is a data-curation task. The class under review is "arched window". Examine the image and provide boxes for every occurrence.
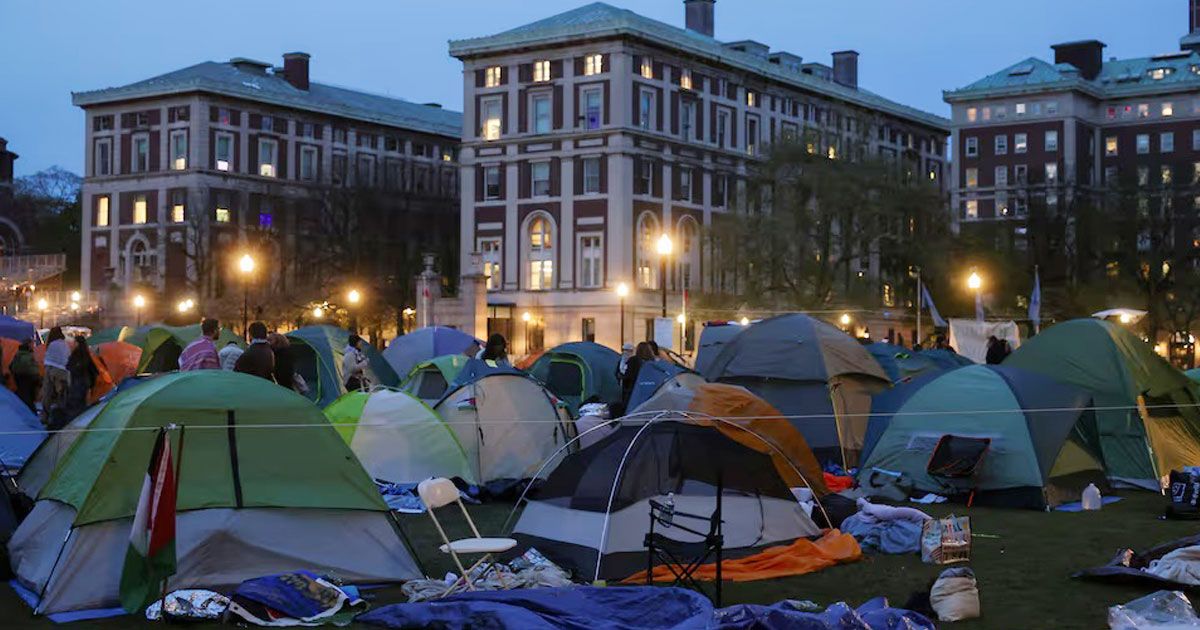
[130,238,154,268]
[526,213,555,290]
[636,212,660,289]
[678,216,700,292]
[125,236,157,286]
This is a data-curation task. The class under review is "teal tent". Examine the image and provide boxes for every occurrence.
[527,341,622,415]
[286,326,399,408]
[401,354,469,404]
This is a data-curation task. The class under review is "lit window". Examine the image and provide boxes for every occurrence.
[638,89,654,131]
[96,196,110,227]
[579,234,602,289]
[481,98,502,140]
[746,90,756,107]
[1150,67,1175,80]
[133,194,148,224]
[827,145,837,160]
[484,165,502,200]
[532,93,551,134]
[1014,133,1027,154]
[1163,132,1175,153]
[681,69,693,91]
[1193,162,1200,184]
[300,146,317,181]
[640,57,653,79]
[582,157,601,194]
[746,117,758,155]
[1045,163,1058,183]
[258,138,277,177]
[484,66,502,87]
[965,137,978,157]
[995,135,1008,155]
[170,131,187,170]
[981,107,991,121]
[480,238,502,290]
[215,193,231,223]
[171,191,185,223]
[533,60,551,82]
[1138,103,1150,118]
[133,136,149,172]
[1045,130,1058,152]
[636,212,659,289]
[583,54,603,76]
[1105,136,1118,156]
[1163,102,1175,117]
[531,161,550,196]
[965,199,978,219]
[528,216,554,290]
[583,87,602,130]
[965,167,978,188]
[215,133,232,171]
[1137,134,1150,154]
[1163,165,1174,185]
[1015,103,1026,116]
[966,107,977,122]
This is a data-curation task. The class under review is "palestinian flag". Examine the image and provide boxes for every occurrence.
[119,428,177,613]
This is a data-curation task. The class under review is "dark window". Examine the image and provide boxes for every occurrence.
[93,115,114,131]
[581,318,596,343]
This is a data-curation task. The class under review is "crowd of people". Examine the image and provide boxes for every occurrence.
[6,326,102,429]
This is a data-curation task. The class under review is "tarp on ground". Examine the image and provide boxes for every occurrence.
[325,388,472,484]
[0,386,45,470]
[625,530,861,583]
[702,313,891,466]
[527,342,622,415]
[1004,317,1200,489]
[382,327,481,381]
[0,315,38,343]
[358,586,715,630]
[7,370,418,615]
[401,354,469,404]
[287,325,399,407]
[947,318,1019,364]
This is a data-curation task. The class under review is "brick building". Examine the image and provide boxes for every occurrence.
[72,53,462,326]
[0,137,21,255]
[449,1,949,352]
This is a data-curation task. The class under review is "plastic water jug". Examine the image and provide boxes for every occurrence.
[662,492,675,528]
[1082,483,1102,511]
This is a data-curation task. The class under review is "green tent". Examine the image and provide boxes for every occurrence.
[8,370,418,615]
[325,388,472,483]
[401,354,469,403]
[1186,368,1200,383]
[1005,318,1200,489]
[861,364,1107,509]
[86,326,133,346]
[131,324,243,373]
[286,326,400,408]
[527,341,622,415]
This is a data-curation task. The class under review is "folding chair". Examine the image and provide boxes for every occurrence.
[643,486,724,606]
[417,477,517,595]
[926,435,991,507]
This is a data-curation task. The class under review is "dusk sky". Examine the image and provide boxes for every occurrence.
[0,0,1183,176]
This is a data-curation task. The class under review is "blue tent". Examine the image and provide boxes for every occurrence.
[625,361,691,412]
[867,343,973,383]
[526,342,622,415]
[382,326,482,381]
[0,387,45,470]
[0,315,38,344]
[693,322,747,375]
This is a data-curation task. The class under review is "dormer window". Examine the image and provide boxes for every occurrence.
[640,57,654,79]
[1149,67,1175,80]
[533,60,551,82]
[680,69,693,90]
[485,66,502,88]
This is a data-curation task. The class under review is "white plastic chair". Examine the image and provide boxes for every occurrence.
[417,477,517,595]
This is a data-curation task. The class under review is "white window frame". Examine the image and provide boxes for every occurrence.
[677,217,699,292]
[638,88,655,131]
[170,130,187,170]
[356,154,375,187]
[531,92,551,134]
[481,97,502,141]
[531,161,551,197]
[994,135,1008,155]
[1163,101,1175,117]
[94,138,112,176]
[1015,164,1028,185]
[746,116,759,156]
[484,165,502,200]
[636,212,660,289]
[716,109,730,148]
[1015,103,1026,116]
[965,136,978,157]
[215,132,233,172]
[170,190,185,223]
[526,213,555,290]
[484,66,502,88]
[215,193,232,223]
[583,53,603,76]
[479,237,503,291]
[132,134,150,173]
[1138,103,1150,118]
[966,107,977,122]
[679,167,692,200]
[96,195,110,227]
[577,232,603,289]
[1014,133,1027,154]
[1162,132,1175,153]
[258,138,278,177]
[994,166,1008,188]
[133,193,148,224]
[681,100,696,140]
[533,60,551,83]
[1044,130,1058,152]
[1046,101,1058,114]
[965,167,978,188]
[1045,162,1059,184]
[582,86,603,131]
[1137,134,1150,154]
[300,145,317,181]
[582,157,601,195]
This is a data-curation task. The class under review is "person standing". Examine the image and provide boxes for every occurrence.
[342,334,370,392]
[269,333,299,392]
[179,318,222,371]
[63,335,98,424]
[619,342,657,413]
[41,327,70,423]
[11,339,40,413]
[218,341,244,371]
[234,322,275,381]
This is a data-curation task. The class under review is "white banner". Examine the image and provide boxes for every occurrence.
[654,317,675,351]
[947,318,1021,364]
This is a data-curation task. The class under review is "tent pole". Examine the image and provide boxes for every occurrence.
[34,526,74,615]
[916,268,922,348]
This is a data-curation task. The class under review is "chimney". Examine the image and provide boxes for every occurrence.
[1184,0,1200,53]
[282,52,310,90]
[684,0,715,38]
[832,50,859,88]
[1051,40,1105,80]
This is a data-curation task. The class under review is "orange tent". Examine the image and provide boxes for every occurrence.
[95,341,141,385]
[633,379,830,496]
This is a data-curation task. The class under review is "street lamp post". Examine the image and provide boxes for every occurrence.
[36,298,48,329]
[615,282,629,347]
[347,288,362,334]
[676,312,686,354]
[238,254,256,341]
[967,271,983,322]
[133,294,146,327]
[656,233,673,318]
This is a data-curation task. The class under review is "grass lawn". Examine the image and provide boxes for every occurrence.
[2,492,1196,628]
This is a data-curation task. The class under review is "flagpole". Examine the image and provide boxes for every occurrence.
[1033,265,1041,335]
[157,424,186,621]
[916,268,923,349]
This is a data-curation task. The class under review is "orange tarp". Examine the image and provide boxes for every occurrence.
[624,529,862,584]
[688,383,830,496]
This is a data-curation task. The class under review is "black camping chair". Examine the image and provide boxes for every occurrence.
[643,480,724,606]
[926,435,991,507]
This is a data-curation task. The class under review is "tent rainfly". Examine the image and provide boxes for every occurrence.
[287,325,399,408]
[402,354,470,404]
[527,342,623,415]
[382,326,481,381]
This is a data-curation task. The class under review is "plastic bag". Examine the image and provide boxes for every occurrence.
[144,589,230,621]
[930,567,980,622]
[1109,590,1200,629]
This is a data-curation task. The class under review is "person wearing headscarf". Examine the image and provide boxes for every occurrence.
[41,326,71,423]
